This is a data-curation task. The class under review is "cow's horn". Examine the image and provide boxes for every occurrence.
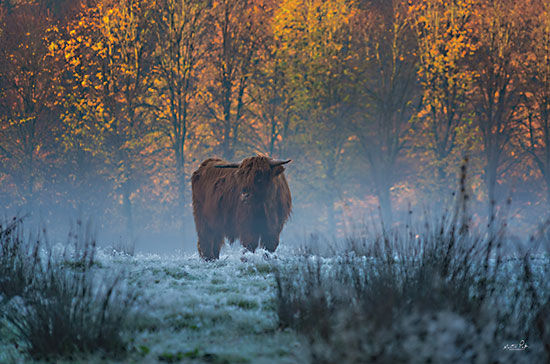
[269,159,291,167]
[214,162,240,168]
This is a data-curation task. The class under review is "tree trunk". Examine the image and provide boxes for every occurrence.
[326,164,338,236]
[326,196,336,237]
[122,181,134,240]
[545,172,550,219]
[485,159,498,220]
[375,181,392,228]
[176,158,187,236]
[370,156,393,228]
[25,149,35,213]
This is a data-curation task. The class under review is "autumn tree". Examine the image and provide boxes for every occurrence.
[408,0,477,202]
[517,0,550,215]
[273,0,358,232]
[148,0,212,229]
[201,0,270,161]
[470,0,527,217]
[56,0,154,235]
[246,32,297,159]
[0,2,60,210]
[352,0,419,225]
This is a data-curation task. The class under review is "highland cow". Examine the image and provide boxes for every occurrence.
[191,155,292,260]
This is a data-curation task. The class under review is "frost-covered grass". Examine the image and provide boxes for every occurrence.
[0,220,138,362]
[269,167,550,363]
[274,208,550,363]
[1,208,550,363]
[0,223,305,363]
[104,245,304,364]
[275,252,550,363]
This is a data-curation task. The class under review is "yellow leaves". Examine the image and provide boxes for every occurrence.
[274,0,355,75]
[81,75,91,87]
[416,15,428,25]
[70,56,80,67]
[412,0,475,89]
[64,50,73,61]
[91,41,103,52]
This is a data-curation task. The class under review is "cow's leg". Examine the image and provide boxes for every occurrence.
[198,232,222,261]
[261,233,280,253]
[197,236,213,260]
[211,236,223,260]
[241,232,260,253]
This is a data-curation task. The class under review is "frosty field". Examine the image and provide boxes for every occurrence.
[0,244,307,364]
[1,220,549,363]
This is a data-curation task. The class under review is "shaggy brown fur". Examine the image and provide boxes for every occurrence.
[191,156,292,260]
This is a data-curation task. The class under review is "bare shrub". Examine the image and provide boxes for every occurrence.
[275,167,550,363]
[0,219,138,360]
[0,217,37,299]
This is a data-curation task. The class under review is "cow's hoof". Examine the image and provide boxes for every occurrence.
[263,251,278,260]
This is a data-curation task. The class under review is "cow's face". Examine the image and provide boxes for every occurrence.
[215,156,291,206]
[238,157,273,205]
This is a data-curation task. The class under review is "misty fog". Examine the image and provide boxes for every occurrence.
[1,0,548,255]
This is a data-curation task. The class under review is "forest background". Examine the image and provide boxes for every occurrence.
[1,0,549,251]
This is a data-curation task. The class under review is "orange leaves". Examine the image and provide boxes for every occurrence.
[54,0,156,193]
[410,0,477,101]
[273,0,356,97]
[407,0,479,186]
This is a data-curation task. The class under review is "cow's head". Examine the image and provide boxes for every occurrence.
[215,156,291,205]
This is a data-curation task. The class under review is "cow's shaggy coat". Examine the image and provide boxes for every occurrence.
[191,156,292,260]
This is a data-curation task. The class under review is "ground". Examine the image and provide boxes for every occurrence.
[0,243,306,364]
[1,240,548,363]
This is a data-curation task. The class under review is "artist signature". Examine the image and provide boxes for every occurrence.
[503,340,529,351]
